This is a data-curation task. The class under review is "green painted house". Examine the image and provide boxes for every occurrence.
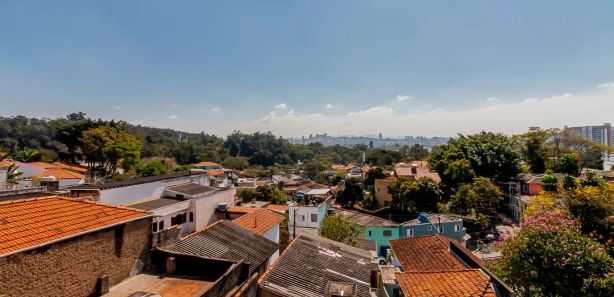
[336,209,400,257]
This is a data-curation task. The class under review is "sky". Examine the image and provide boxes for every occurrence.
[1,1,614,138]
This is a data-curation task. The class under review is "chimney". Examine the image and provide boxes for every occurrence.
[166,257,176,275]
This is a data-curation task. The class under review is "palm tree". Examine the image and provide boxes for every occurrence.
[1,151,22,189]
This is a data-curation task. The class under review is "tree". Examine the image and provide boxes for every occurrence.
[137,160,167,177]
[221,156,249,170]
[560,153,580,176]
[449,177,502,225]
[363,167,386,187]
[388,177,441,213]
[252,184,287,204]
[513,127,550,174]
[337,178,363,208]
[303,160,325,180]
[400,144,430,161]
[319,213,359,246]
[81,126,142,175]
[541,169,558,192]
[14,148,44,162]
[0,152,21,186]
[238,188,255,203]
[492,210,614,296]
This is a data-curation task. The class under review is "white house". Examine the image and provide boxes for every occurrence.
[232,208,285,265]
[288,197,332,238]
[126,183,235,235]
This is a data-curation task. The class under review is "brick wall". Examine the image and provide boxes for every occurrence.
[0,218,151,297]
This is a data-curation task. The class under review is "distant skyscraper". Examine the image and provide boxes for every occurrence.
[378,133,382,140]
[565,123,612,159]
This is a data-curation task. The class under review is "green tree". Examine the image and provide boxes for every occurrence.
[221,156,249,170]
[560,153,580,176]
[252,184,287,204]
[363,167,386,187]
[449,177,502,225]
[303,160,325,180]
[238,188,256,203]
[541,169,558,192]
[337,178,363,208]
[81,126,142,175]
[389,177,441,213]
[400,144,430,161]
[137,160,167,177]
[14,147,44,162]
[492,210,614,296]
[319,213,359,246]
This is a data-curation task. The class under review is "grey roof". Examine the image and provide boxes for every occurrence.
[401,213,463,226]
[354,239,377,253]
[259,233,376,297]
[127,197,187,211]
[165,182,218,196]
[305,188,332,196]
[67,172,206,191]
[159,220,278,274]
[335,209,398,227]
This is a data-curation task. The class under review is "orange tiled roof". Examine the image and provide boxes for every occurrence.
[192,161,220,167]
[205,169,225,176]
[232,209,285,236]
[396,270,496,297]
[265,204,289,212]
[0,159,13,167]
[0,196,150,256]
[389,235,467,272]
[227,207,260,214]
[52,162,88,173]
[33,168,85,180]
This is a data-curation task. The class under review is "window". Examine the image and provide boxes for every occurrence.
[152,223,158,233]
[368,230,372,236]
[383,230,392,237]
[182,213,187,223]
[298,215,305,222]
[427,226,432,231]
[189,212,194,222]
[407,229,414,237]
[455,224,460,232]
[440,226,444,233]
[311,214,318,222]
[158,220,165,230]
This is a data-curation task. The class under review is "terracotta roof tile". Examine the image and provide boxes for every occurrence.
[192,161,220,167]
[232,209,285,236]
[389,235,467,272]
[0,196,150,256]
[396,270,496,297]
[33,169,85,180]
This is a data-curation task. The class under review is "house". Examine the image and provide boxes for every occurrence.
[32,168,85,187]
[126,182,235,235]
[233,209,286,263]
[374,177,394,208]
[158,220,279,277]
[335,209,400,257]
[385,235,513,297]
[258,232,380,297]
[14,161,87,178]
[288,197,332,238]
[394,161,441,183]
[400,213,469,244]
[517,172,564,196]
[68,172,211,205]
[0,196,153,297]
[265,203,289,214]
[191,161,223,171]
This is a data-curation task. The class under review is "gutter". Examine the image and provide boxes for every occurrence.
[0,214,154,259]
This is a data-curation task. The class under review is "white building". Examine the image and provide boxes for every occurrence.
[289,197,332,238]
[565,123,613,160]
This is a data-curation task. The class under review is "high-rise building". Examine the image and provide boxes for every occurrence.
[564,123,612,159]
[378,133,382,140]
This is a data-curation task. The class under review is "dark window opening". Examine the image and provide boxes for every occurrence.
[383,230,392,237]
[114,225,125,257]
[152,222,158,233]
[182,213,187,223]
[159,220,165,230]
[189,212,194,222]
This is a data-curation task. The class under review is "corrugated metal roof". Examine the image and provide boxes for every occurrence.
[160,220,278,274]
[68,172,207,191]
[127,197,188,211]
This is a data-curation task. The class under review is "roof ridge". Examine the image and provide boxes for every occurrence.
[397,268,481,275]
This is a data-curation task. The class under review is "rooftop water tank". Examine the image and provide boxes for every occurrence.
[418,212,429,223]
[217,202,228,210]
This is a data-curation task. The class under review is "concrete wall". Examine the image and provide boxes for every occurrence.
[99,175,209,205]
[152,200,191,235]
[193,188,236,231]
[0,218,151,297]
[0,168,7,190]
[263,224,280,265]
[375,179,393,208]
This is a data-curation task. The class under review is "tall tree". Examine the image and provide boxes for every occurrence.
[388,177,441,213]
[319,213,359,246]
[81,126,142,175]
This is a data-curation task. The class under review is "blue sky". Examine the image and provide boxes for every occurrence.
[1,1,614,137]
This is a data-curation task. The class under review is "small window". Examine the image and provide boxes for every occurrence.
[158,220,165,230]
[152,223,158,233]
[440,226,444,233]
[427,226,432,231]
[298,215,305,222]
[311,214,318,222]
[368,230,372,236]
[189,212,194,222]
[455,225,460,232]
[407,229,414,237]
[383,230,392,237]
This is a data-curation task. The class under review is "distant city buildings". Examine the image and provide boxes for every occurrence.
[289,133,448,148]
[565,122,613,160]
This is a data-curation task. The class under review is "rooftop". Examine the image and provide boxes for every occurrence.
[396,270,496,297]
[232,209,285,236]
[335,209,398,227]
[226,206,260,214]
[265,203,289,213]
[191,161,221,167]
[33,168,85,180]
[0,196,150,256]
[104,273,214,297]
[388,235,469,272]
[258,232,376,297]
[68,172,206,191]
[165,182,218,196]
[401,213,463,226]
[126,197,188,211]
[159,220,278,274]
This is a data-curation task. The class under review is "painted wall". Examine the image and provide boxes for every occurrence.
[401,220,466,243]
[192,188,236,231]
[151,200,191,235]
[14,163,45,178]
[263,224,280,265]
[99,175,209,205]
[363,226,400,257]
[374,179,393,208]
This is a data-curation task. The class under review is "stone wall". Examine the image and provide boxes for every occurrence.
[0,218,151,297]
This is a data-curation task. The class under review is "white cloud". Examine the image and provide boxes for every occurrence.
[325,103,335,109]
[234,87,614,137]
[166,114,179,120]
[112,105,121,110]
[396,94,412,101]
[274,103,288,110]
[211,106,222,112]
[485,97,499,103]
[597,82,614,88]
